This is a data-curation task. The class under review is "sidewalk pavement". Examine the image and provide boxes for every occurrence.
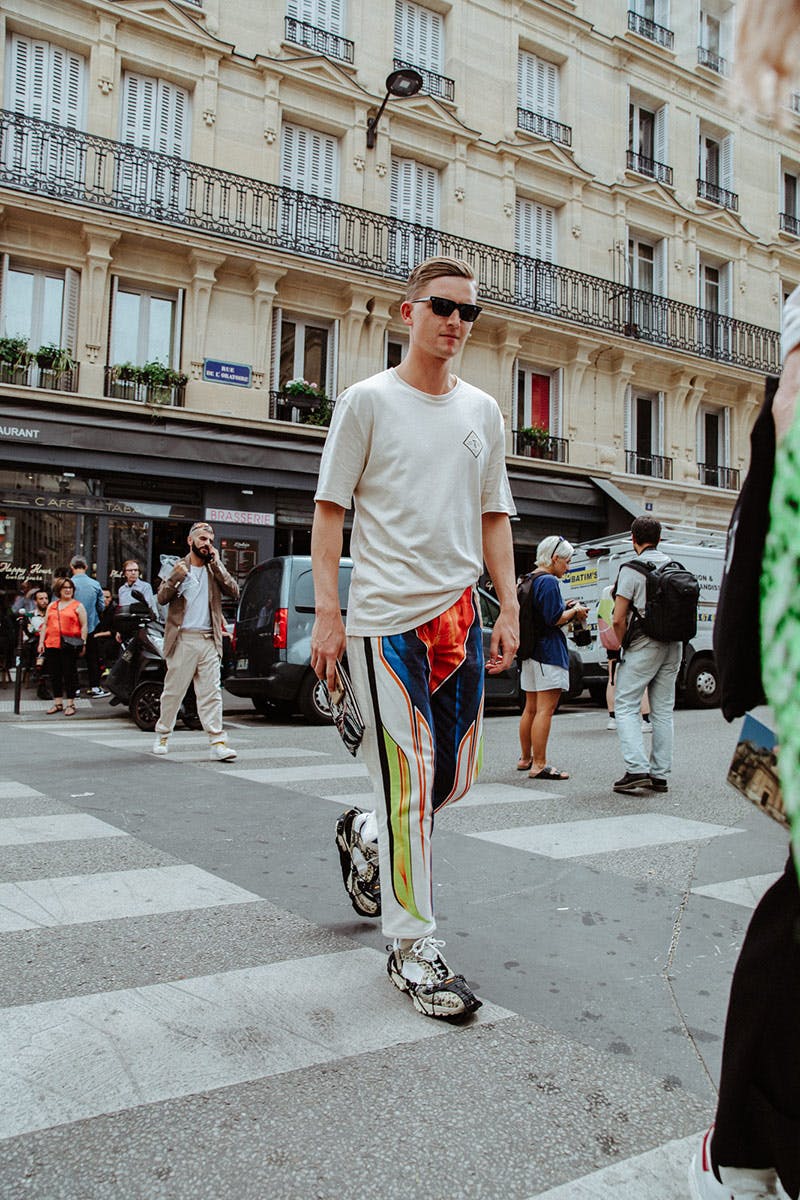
[0,685,254,721]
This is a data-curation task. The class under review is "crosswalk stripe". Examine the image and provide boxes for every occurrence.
[0,864,260,933]
[0,947,513,1140]
[526,1132,700,1199]
[0,813,128,846]
[226,763,370,784]
[0,781,46,799]
[692,872,782,909]
[465,814,742,859]
[447,782,562,807]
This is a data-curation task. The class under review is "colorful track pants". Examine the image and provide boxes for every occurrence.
[346,587,485,939]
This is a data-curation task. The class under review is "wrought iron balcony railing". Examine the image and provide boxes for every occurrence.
[393,58,455,102]
[517,108,572,147]
[284,16,355,63]
[697,178,739,211]
[512,431,569,462]
[0,110,780,374]
[626,149,673,186]
[625,451,673,480]
[627,10,675,49]
[0,359,79,392]
[698,463,740,489]
[104,367,186,407]
[780,212,800,236]
[697,46,728,75]
[269,389,331,425]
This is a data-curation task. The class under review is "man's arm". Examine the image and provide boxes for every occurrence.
[612,594,631,648]
[157,560,189,606]
[481,511,519,673]
[310,500,347,690]
[209,552,240,601]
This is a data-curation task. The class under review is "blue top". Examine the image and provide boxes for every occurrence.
[70,573,104,633]
[531,573,568,669]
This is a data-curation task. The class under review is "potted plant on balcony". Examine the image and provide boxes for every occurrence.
[140,360,188,408]
[107,362,141,402]
[518,424,552,457]
[35,343,76,391]
[0,335,31,386]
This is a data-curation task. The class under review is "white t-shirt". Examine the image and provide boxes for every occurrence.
[615,548,668,646]
[315,367,516,636]
[180,565,211,631]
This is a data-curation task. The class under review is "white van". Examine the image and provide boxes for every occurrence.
[560,526,726,707]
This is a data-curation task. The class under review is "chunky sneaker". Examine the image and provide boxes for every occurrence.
[613,771,650,793]
[688,1127,782,1198]
[209,740,237,762]
[606,716,617,730]
[152,734,169,756]
[387,937,482,1022]
[648,775,668,792]
[335,807,381,917]
[90,686,111,698]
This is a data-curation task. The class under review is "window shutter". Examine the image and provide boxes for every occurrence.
[49,45,85,127]
[517,52,533,109]
[723,406,731,465]
[396,1,443,70]
[654,0,669,25]
[654,237,667,297]
[542,60,558,120]
[720,134,734,192]
[550,369,562,438]
[155,80,189,158]
[328,319,339,398]
[327,0,344,35]
[624,385,633,452]
[656,391,665,456]
[0,254,7,335]
[516,199,555,262]
[654,104,667,167]
[540,204,555,262]
[720,261,731,316]
[121,72,158,148]
[393,2,407,57]
[282,123,338,199]
[61,267,80,353]
[173,288,184,370]
[270,307,283,390]
[109,275,120,364]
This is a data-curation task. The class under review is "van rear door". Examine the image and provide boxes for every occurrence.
[233,561,283,679]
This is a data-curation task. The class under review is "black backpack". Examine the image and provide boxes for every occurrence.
[617,559,699,646]
[517,568,549,660]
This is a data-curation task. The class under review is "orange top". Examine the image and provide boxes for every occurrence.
[42,600,83,649]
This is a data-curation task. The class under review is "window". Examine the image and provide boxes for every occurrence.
[698,6,732,72]
[515,198,557,305]
[272,310,337,400]
[698,258,732,357]
[280,123,339,251]
[697,405,731,486]
[516,364,562,435]
[117,73,190,210]
[393,1,453,100]
[625,389,669,477]
[781,168,800,235]
[4,35,86,182]
[286,0,345,33]
[628,101,671,183]
[385,332,408,369]
[389,157,439,270]
[109,280,183,369]
[517,52,570,145]
[627,235,667,338]
[698,129,736,208]
[1,258,79,351]
[628,0,673,47]
[285,0,353,61]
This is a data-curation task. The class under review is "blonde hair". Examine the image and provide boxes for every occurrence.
[734,0,800,113]
[404,256,476,301]
[536,534,574,567]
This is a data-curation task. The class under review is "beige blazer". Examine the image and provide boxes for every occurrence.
[157,554,239,658]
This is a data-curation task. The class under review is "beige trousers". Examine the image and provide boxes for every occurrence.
[155,630,224,740]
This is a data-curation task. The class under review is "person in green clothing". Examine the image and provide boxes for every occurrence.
[688,7,800,1199]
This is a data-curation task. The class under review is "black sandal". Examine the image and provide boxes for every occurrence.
[46,703,63,715]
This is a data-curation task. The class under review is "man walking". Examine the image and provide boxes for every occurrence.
[69,555,109,698]
[611,516,683,794]
[311,256,519,1020]
[153,522,239,761]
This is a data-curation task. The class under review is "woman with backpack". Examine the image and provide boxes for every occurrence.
[517,534,587,780]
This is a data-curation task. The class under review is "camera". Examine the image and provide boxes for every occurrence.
[566,598,592,647]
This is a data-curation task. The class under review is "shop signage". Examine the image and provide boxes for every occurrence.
[206,507,275,527]
[0,491,175,518]
[0,424,40,440]
[203,359,252,387]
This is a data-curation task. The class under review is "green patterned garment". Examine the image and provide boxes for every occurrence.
[761,410,800,874]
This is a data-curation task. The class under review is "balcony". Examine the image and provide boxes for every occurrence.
[0,110,780,374]
[284,16,354,64]
[104,366,186,407]
[698,463,740,489]
[780,212,800,236]
[697,46,728,75]
[625,451,673,480]
[626,149,673,186]
[0,358,79,392]
[697,178,739,211]
[269,389,331,425]
[627,10,675,49]
[517,108,572,148]
[393,58,454,102]
[512,431,569,462]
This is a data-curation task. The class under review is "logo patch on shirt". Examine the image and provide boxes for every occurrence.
[463,430,483,458]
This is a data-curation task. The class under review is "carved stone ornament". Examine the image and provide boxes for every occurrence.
[264,128,276,144]
[454,187,465,202]
[203,110,216,127]
[376,162,387,178]
[85,343,101,365]
[191,360,203,380]
[97,77,114,95]
[252,370,265,390]
[353,156,365,172]
[504,202,513,217]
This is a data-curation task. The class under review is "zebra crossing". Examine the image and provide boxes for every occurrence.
[0,713,785,1197]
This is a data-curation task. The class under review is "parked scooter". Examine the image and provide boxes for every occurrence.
[106,590,200,731]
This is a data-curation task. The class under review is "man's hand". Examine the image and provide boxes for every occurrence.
[486,607,519,674]
[172,561,189,581]
[311,609,347,690]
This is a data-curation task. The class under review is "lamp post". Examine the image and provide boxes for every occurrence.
[366,68,423,149]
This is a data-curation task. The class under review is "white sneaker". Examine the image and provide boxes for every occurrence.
[606,716,616,730]
[387,936,481,1021]
[688,1127,782,1199]
[209,740,237,762]
[152,734,169,756]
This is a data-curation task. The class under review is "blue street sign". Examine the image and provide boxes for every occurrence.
[203,359,252,387]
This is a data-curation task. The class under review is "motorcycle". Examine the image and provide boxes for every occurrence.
[105,591,200,731]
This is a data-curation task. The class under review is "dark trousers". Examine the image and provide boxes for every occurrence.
[44,646,79,700]
[711,855,800,1199]
[84,631,102,688]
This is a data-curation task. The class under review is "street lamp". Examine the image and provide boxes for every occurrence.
[366,68,423,149]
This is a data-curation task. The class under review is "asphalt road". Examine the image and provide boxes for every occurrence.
[0,694,790,1199]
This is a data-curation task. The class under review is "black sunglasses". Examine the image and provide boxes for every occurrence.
[410,296,483,322]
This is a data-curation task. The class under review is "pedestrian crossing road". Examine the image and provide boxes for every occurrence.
[0,709,790,1199]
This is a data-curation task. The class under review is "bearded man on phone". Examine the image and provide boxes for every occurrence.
[152,521,239,760]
